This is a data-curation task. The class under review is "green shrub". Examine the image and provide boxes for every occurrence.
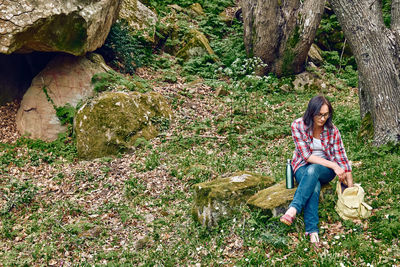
[145,150,161,171]
[339,65,358,87]
[99,20,154,74]
[182,53,221,79]
[1,179,37,215]
[125,177,146,199]
[315,7,356,68]
[91,71,150,93]
[382,0,392,27]
[55,104,75,126]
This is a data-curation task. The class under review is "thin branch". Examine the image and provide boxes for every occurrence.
[338,38,347,73]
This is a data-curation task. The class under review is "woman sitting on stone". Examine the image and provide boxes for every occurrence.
[280,95,354,247]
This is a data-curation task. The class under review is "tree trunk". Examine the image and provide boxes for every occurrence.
[329,0,400,146]
[242,0,325,76]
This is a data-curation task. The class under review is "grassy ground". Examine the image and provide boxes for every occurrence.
[1,1,400,265]
[1,61,399,265]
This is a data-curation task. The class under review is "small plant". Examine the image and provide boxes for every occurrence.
[55,104,75,126]
[162,71,178,83]
[145,150,161,171]
[125,177,146,199]
[151,116,171,132]
[42,86,77,140]
[99,20,154,74]
[1,179,38,215]
[91,71,150,93]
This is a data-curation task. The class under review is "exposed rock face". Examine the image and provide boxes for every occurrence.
[119,0,157,41]
[192,172,275,227]
[74,91,172,159]
[16,53,109,141]
[0,0,122,55]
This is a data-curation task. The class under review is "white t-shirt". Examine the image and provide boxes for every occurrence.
[311,138,328,159]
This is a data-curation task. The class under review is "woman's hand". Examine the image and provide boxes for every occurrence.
[334,165,346,182]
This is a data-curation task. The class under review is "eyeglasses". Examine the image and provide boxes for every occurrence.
[315,112,330,119]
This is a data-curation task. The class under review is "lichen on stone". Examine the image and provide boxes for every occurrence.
[74,91,172,159]
[192,171,275,227]
[247,180,333,217]
[247,180,296,217]
[176,29,217,62]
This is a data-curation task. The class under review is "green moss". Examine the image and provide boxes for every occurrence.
[192,172,275,226]
[75,92,172,159]
[281,25,301,76]
[247,181,295,216]
[247,181,333,217]
[358,112,374,141]
[50,14,87,55]
[288,25,300,48]
[12,12,87,55]
[176,29,217,61]
[36,13,87,55]
[281,49,296,76]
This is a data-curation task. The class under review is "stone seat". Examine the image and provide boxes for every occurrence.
[192,171,275,227]
[247,180,333,217]
[192,171,334,227]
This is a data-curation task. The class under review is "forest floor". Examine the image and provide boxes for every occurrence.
[0,60,399,266]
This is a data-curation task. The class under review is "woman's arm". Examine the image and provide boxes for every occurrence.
[307,154,346,181]
[332,127,352,173]
[344,172,354,187]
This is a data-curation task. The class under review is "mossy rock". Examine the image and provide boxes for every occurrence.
[119,0,158,42]
[0,0,120,55]
[192,171,275,227]
[308,44,323,65]
[247,180,333,217]
[75,91,172,159]
[176,29,216,62]
[219,10,231,24]
[189,3,205,16]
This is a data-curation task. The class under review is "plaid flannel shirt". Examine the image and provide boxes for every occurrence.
[291,117,352,174]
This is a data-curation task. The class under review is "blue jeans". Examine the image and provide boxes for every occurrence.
[289,164,336,233]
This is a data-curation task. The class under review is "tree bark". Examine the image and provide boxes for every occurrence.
[329,0,400,145]
[242,0,324,76]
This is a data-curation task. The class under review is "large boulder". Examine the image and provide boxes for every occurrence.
[118,0,158,42]
[16,53,109,141]
[74,91,172,159]
[0,0,122,55]
[192,172,275,227]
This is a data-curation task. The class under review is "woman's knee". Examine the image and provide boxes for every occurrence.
[306,164,321,180]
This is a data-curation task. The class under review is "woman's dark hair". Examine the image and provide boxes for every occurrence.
[303,95,334,130]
